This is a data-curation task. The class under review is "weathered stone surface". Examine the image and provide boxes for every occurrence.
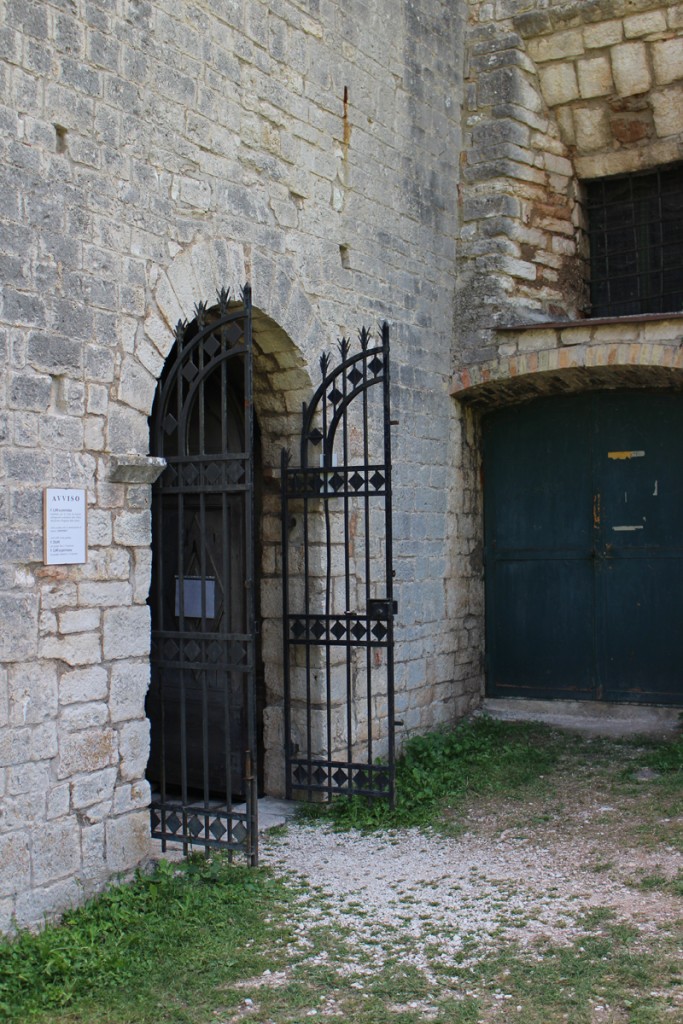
[117,719,150,782]
[30,818,81,886]
[651,86,683,135]
[105,811,151,872]
[577,55,614,98]
[70,767,117,811]
[0,831,31,897]
[0,593,38,661]
[112,510,151,547]
[539,63,579,106]
[102,606,150,660]
[58,728,117,778]
[611,42,652,96]
[652,37,683,86]
[109,661,149,723]
[59,665,109,705]
[8,662,58,725]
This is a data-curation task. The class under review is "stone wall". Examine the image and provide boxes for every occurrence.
[0,0,468,929]
[458,0,683,365]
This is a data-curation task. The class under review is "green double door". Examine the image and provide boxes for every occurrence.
[484,390,683,705]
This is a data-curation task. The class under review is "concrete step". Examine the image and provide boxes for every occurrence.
[480,697,682,739]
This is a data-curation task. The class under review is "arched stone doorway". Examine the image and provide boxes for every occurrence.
[452,325,683,710]
[145,273,314,854]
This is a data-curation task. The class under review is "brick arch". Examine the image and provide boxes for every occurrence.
[451,340,683,408]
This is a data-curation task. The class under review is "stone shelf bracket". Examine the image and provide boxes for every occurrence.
[108,455,167,484]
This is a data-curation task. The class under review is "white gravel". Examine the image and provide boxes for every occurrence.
[260,818,680,983]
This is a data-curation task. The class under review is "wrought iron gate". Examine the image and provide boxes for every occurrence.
[281,324,396,804]
[148,286,258,862]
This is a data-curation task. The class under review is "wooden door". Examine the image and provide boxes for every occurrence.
[484,390,683,705]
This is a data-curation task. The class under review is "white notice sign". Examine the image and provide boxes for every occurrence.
[43,488,87,565]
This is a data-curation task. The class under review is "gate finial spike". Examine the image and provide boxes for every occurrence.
[339,336,350,359]
[320,351,330,377]
[217,286,231,313]
[194,300,207,327]
[359,325,371,351]
[175,318,188,344]
[241,282,252,308]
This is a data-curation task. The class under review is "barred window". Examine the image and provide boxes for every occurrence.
[586,164,683,317]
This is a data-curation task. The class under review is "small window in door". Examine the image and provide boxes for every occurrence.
[586,164,683,317]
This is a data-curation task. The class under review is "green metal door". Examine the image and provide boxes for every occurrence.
[484,390,683,705]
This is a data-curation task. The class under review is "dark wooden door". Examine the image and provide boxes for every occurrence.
[484,390,683,705]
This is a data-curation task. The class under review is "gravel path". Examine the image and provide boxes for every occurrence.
[261,820,679,982]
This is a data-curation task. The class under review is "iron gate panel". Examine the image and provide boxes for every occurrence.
[148,286,258,861]
[282,325,396,804]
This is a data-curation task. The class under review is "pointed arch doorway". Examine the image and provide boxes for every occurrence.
[146,287,260,860]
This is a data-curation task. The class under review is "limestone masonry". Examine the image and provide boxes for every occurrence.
[2,0,683,930]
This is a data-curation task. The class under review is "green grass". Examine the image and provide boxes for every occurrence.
[0,855,294,1024]
[2,721,681,1023]
[297,716,563,830]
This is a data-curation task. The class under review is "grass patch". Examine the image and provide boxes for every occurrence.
[0,855,294,1024]
[469,922,682,1024]
[297,716,562,830]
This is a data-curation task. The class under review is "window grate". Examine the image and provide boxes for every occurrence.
[587,164,683,317]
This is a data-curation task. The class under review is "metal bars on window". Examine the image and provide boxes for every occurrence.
[587,164,683,317]
[148,286,258,862]
[281,324,396,805]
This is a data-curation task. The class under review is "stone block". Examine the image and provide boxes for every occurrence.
[0,593,38,661]
[651,87,683,136]
[59,665,109,705]
[527,29,584,64]
[132,547,152,604]
[78,580,132,607]
[58,728,117,779]
[71,767,118,811]
[58,608,101,635]
[117,718,150,782]
[611,42,651,96]
[40,631,101,666]
[652,38,683,86]
[538,63,579,107]
[8,373,52,412]
[584,20,623,50]
[61,701,109,731]
[46,784,70,820]
[8,661,58,725]
[102,605,150,660]
[112,510,151,546]
[574,105,611,152]
[117,357,157,415]
[14,877,82,930]
[624,11,667,39]
[577,55,614,99]
[81,821,106,880]
[31,818,81,886]
[87,509,113,546]
[112,780,150,815]
[0,830,31,897]
[27,332,82,374]
[106,404,149,455]
[105,811,151,873]
[109,661,149,723]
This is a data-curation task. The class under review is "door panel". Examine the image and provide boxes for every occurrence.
[596,391,683,702]
[484,390,683,706]
[490,559,595,697]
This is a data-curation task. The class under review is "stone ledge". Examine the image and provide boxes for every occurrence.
[108,455,166,485]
